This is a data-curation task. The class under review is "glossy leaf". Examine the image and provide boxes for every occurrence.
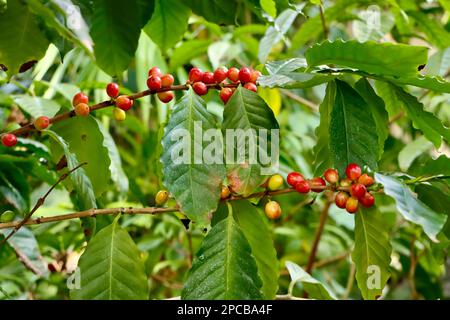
[90,0,141,76]
[354,78,389,158]
[0,0,49,75]
[306,40,428,77]
[170,39,212,70]
[52,116,111,197]
[96,120,129,195]
[231,200,279,299]
[329,80,379,175]
[285,261,336,300]
[352,207,391,300]
[13,95,61,119]
[398,136,433,172]
[161,90,225,227]
[182,208,263,299]
[144,0,191,52]
[186,0,237,25]
[382,84,450,148]
[222,86,279,196]
[313,81,336,175]
[71,216,148,299]
[0,228,49,278]
[46,130,96,210]
[258,8,300,62]
[375,173,447,241]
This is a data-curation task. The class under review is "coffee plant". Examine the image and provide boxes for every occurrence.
[0,0,449,301]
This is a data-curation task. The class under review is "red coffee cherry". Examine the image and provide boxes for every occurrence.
[106,83,119,98]
[239,67,252,83]
[265,200,282,219]
[250,70,262,83]
[214,67,228,83]
[1,133,17,147]
[115,95,133,111]
[202,72,215,84]
[72,92,88,107]
[346,197,359,214]
[227,67,239,82]
[295,180,311,193]
[34,116,50,130]
[147,75,162,91]
[161,74,174,88]
[324,168,339,184]
[148,66,162,77]
[158,91,174,103]
[358,173,374,187]
[189,67,203,83]
[346,163,362,181]
[243,82,257,92]
[219,87,233,104]
[220,185,231,199]
[192,82,208,96]
[350,183,367,199]
[74,103,90,116]
[310,177,326,192]
[287,172,304,187]
[335,192,349,209]
[360,192,375,208]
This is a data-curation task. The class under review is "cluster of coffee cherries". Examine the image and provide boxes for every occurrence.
[185,66,260,103]
[287,163,375,214]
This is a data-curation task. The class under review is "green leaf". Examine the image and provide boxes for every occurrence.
[258,8,300,62]
[45,130,96,210]
[0,0,49,75]
[231,200,278,299]
[52,116,112,197]
[260,0,277,17]
[352,207,391,300]
[313,81,336,175]
[306,40,428,77]
[408,11,450,49]
[71,216,148,299]
[329,80,378,175]
[0,171,28,213]
[354,78,389,158]
[0,228,49,278]
[90,0,141,76]
[416,184,450,238]
[182,208,263,299]
[260,58,332,88]
[382,84,450,148]
[285,261,336,300]
[222,86,279,196]
[385,74,450,94]
[161,90,225,227]
[96,120,129,195]
[13,95,61,119]
[398,136,433,172]
[375,173,447,241]
[265,58,307,75]
[186,0,237,25]
[25,0,93,58]
[170,39,212,70]
[144,0,191,52]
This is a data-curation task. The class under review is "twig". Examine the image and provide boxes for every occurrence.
[186,231,194,268]
[0,185,382,230]
[305,198,332,274]
[5,83,240,137]
[409,235,419,300]
[0,162,87,246]
[342,263,356,299]
[318,2,329,39]
[280,89,318,111]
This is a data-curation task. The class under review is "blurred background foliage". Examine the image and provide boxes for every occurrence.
[0,0,449,300]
